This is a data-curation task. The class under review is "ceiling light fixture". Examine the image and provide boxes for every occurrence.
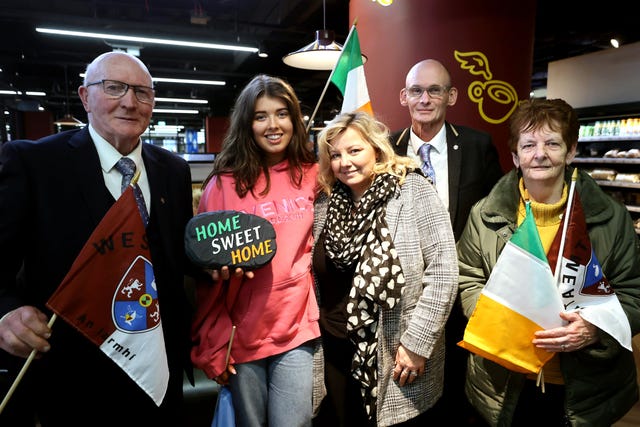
[0,90,46,96]
[258,42,268,58]
[153,108,200,114]
[152,77,225,86]
[155,97,208,104]
[79,73,225,87]
[282,0,343,70]
[54,65,85,128]
[610,38,620,48]
[36,27,258,54]
[54,114,85,127]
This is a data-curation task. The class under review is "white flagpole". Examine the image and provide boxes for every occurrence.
[305,20,359,133]
[553,168,579,283]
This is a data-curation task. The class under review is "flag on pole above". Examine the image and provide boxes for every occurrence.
[459,202,565,374]
[46,187,169,406]
[330,26,373,115]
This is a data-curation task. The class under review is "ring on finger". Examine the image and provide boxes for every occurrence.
[409,371,418,377]
[561,344,567,351]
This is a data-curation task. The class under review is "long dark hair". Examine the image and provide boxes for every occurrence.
[202,74,315,197]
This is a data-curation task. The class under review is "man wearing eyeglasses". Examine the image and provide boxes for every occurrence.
[391,59,503,426]
[0,51,194,425]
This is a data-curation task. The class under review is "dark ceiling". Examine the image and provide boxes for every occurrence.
[1,0,639,131]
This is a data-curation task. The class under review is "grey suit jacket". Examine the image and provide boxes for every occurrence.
[313,172,458,426]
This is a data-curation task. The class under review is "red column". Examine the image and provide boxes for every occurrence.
[21,111,54,140]
[352,0,536,171]
[204,116,229,153]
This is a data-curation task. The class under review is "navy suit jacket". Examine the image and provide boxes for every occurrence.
[391,122,503,240]
[0,127,194,425]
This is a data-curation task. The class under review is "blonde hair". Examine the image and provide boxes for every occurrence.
[316,111,418,195]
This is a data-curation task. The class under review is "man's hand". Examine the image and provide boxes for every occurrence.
[0,306,52,358]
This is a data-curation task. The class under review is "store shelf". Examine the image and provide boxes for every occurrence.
[594,180,640,189]
[573,157,640,165]
[579,136,640,142]
[577,105,640,232]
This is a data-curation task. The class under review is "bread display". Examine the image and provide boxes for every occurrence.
[615,173,640,183]
[625,148,640,158]
[587,169,617,180]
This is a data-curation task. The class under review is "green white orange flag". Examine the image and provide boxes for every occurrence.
[458,202,565,374]
[330,26,372,114]
[46,187,169,405]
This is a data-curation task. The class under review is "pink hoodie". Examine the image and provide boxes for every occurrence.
[191,161,320,379]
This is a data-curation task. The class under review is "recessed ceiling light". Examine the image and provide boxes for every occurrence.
[36,27,258,54]
[155,97,208,104]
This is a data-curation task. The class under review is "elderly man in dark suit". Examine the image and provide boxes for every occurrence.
[391,59,503,426]
[0,51,194,426]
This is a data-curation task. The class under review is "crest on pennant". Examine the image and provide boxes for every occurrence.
[113,255,161,333]
[579,248,614,296]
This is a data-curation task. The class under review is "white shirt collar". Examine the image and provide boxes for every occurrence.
[89,124,144,173]
[409,124,447,155]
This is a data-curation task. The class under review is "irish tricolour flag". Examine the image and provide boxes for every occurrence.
[330,26,372,114]
[459,202,565,374]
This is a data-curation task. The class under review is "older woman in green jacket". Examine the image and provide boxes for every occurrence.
[457,98,640,426]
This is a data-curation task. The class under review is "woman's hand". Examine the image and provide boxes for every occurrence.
[532,311,599,352]
[214,364,237,386]
[207,266,255,281]
[392,345,425,386]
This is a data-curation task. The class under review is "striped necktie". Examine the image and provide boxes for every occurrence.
[115,157,150,226]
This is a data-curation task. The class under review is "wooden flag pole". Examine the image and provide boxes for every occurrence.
[224,325,236,368]
[0,314,57,414]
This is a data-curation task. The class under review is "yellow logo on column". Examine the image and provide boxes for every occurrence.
[454,50,519,124]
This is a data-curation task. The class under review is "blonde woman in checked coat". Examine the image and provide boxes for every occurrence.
[311,111,458,426]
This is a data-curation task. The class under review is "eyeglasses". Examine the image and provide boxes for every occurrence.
[405,85,450,99]
[86,79,155,104]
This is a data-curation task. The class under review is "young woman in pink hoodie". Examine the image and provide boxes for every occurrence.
[191,74,320,427]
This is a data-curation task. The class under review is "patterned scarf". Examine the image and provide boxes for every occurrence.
[323,173,405,418]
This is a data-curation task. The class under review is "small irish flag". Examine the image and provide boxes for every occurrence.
[330,26,372,115]
[459,202,565,374]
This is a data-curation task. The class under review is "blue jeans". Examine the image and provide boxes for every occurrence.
[228,344,313,427]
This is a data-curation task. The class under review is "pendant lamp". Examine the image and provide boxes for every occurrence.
[282,0,343,70]
[53,113,85,127]
[54,65,85,128]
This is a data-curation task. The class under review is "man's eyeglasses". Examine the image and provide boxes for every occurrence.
[405,85,450,100]
[86,79,155,104]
